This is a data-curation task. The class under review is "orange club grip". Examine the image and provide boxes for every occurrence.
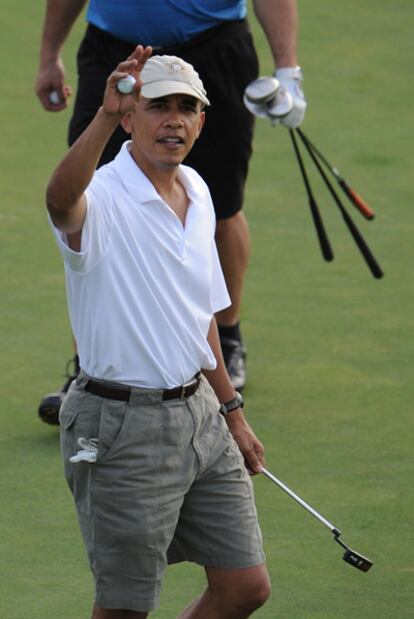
[339,179,375,220]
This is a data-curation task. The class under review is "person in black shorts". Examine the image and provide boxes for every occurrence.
[36,0,307,424]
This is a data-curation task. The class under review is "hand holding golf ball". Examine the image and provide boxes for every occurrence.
[117,74,136,95]
[49,90,60,105]
[102,46,152,115]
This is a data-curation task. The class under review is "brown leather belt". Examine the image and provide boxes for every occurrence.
[84,373,201,402]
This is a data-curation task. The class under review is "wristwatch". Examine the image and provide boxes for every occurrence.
[219,391,244,416]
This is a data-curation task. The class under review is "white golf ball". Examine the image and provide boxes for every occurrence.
[49,90,60,105]
[117,75,136,94]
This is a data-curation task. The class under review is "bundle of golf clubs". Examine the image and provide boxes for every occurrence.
[245,77,375,572]
[244,77,384,279]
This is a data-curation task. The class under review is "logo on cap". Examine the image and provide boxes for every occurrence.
[170,62,184,73]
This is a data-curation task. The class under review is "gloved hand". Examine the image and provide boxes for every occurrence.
[270,66,307,128]
[244,68,307,128]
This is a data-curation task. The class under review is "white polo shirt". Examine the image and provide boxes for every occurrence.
[50,142,230,388]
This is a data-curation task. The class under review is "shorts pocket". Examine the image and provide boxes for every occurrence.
[60,400,82,471]
[59,389,100,519]
[59,404,79,430]
[97,399,130,463]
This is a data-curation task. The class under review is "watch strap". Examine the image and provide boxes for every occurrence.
[219,391,244,415]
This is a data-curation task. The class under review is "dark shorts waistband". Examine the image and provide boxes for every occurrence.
[87,19,249,56]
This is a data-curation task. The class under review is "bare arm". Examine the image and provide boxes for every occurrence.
[35,0,87,111]
[46,107,119,238]
[253,0,298,67]
[46,46,152,245]
[203,318,265,474]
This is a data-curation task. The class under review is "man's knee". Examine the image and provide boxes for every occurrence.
[236,572,271,613]
[207,565,271,614]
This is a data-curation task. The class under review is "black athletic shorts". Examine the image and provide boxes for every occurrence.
[68,20,259,219]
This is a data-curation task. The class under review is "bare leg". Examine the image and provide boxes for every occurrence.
[177,564,270,619]
[215,211,250,328]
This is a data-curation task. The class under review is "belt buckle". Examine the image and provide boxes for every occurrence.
[181,376,196,398]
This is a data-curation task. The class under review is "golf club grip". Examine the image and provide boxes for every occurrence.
[339,207,384,278]
[338,179,375,220]
[289,131,334,262]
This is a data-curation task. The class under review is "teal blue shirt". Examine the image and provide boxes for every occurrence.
[87,0,247,46]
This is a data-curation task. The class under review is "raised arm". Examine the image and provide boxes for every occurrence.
[35,0,87,111]
[46,46,152,241]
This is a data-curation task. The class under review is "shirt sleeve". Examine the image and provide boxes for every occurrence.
[48,174,114,274]
[209,239,231,314]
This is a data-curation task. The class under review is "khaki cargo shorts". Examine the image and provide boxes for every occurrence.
[59,373,265,612]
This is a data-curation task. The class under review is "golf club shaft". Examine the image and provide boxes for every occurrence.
[297,129,375,221]
[289,130,334,262]
[297,131,384,279]
[262,468,340,535]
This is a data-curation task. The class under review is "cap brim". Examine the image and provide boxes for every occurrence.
[141,80,210,106]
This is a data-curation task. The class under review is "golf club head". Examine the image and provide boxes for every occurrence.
[334,532,373,572]
[268,88,293,119]
[342,548,373,572]
[244,76,293,122]
[244,76,280,104]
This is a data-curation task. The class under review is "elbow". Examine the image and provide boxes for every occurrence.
[46,184,66,229]
[45,166,86,233]
[45,171,75,229]
[46,183,59,219]
[46,170,64,217]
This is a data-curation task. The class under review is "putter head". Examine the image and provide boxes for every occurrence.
[334,532,373,572]
[342,548,373,572]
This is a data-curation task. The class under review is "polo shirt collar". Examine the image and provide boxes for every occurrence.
[112,141,204,207]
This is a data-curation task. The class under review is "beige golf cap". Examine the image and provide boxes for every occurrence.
[141,55,210,106]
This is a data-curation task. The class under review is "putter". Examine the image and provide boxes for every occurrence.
[262,468,373,572]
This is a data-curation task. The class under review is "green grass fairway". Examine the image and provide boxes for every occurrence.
[1,1,413,617]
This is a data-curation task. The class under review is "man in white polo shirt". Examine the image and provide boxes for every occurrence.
[47,46,270,618]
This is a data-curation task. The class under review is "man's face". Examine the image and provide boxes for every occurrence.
[122,93,205,173]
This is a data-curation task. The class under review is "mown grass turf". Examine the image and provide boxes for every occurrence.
[1,1,413,617]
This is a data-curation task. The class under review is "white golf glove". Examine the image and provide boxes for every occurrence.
[271,66,307,128]
[69,437,98,463]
